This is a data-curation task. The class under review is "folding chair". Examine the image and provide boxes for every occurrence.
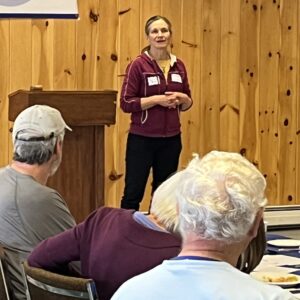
[0,245,10,300]
[236,219,266,273]
[22,261,98,300]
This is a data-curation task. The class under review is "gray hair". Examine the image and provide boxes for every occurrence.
[13,130,65,165]
[176,151,267,243]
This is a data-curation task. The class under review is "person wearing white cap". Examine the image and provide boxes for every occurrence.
[0,105,76,300]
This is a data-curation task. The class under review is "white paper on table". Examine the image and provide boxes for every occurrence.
[286,289,300,299]
[254,254,300,273]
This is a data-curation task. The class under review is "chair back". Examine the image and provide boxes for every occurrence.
[236,219,266,273]
[0,245,10,300]
[22,261,98,300]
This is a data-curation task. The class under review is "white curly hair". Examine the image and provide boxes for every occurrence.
[175,151,267,242]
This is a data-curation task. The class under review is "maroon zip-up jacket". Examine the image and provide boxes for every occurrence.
[120,52,192,137]
[28,207,181,300]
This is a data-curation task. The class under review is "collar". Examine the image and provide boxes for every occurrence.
[144,51,177,67]
[171,256,220,262]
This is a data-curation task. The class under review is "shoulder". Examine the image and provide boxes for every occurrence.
[227,266,294,298]
[0,167,13,185]
[95,206,133,217]
[16,183,71,220]
[82,207,134,227]
[98,207,135,222]
[112,265,163,300]
[127,53,152,70]
[30,186,66,206]
[175,57,184,64]
[0,166,8,175]
[174,58,187,72]
[251,281,294,299]
[75,207,134,240]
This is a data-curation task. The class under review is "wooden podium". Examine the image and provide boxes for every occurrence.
[9,89,117,222]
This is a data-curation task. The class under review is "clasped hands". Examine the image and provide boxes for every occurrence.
[159,92,188,109]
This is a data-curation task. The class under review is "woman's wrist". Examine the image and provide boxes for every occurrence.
[178,93,191,104]
[180,96,192,110]
[141,95,164,110]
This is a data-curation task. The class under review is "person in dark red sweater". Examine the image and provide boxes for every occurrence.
[120,15,193,211]
[27,172,182,300]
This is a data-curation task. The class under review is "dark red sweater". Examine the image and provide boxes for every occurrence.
[28,207,181,300]
[120,52,192,137]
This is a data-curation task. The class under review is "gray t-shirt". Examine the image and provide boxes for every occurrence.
[0,166,76,299]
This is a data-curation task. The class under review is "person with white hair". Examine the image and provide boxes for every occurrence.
[112,151,294,300]
[0,105,76,299]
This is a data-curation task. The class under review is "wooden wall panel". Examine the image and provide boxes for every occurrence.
[297,0,300,205]
[1,0,300,212]
[240,0,260,163]
[0,20,10,164]
[219,0,240,153]
[180,0,202,165]
[10,20,32,90]
[161,0,182,57]
[113,0,140,208]
[96,0,118,90]
[277,0,298,204]
[53,20,76,89]
[118,0,140,73]
[76,0,100,89]
[259,0,280,204]
[9,20,32,161]
[32,20,54,88]
[199,0,221,154]
[95,0,118,208]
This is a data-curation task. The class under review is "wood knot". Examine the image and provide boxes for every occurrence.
[239,148,246,156]
[109,171,123,181]
[89,10,99,22]
[64,69,72,75]
[119,8,131,15]
[111,54,118,61]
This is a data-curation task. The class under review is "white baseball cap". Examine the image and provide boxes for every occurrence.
[12,105,72,143]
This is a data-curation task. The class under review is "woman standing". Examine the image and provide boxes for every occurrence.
[120,15,192,210]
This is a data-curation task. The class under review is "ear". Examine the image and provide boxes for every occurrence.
[54,138,63,155]
[247,208,263,240]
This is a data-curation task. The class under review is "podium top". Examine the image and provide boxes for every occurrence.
[9,90,117,126]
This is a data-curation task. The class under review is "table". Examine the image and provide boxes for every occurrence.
[253,233,300,297]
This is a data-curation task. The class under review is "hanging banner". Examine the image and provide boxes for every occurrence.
[0,0,78,19]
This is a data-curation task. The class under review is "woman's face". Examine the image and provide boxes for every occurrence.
[147,19,171,51]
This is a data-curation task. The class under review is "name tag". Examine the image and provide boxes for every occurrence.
[171,73,182,83]
[147,76,160,86]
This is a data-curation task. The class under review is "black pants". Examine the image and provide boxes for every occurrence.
[121,133,182,211]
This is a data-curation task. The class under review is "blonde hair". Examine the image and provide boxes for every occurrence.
[150,171,181,234]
